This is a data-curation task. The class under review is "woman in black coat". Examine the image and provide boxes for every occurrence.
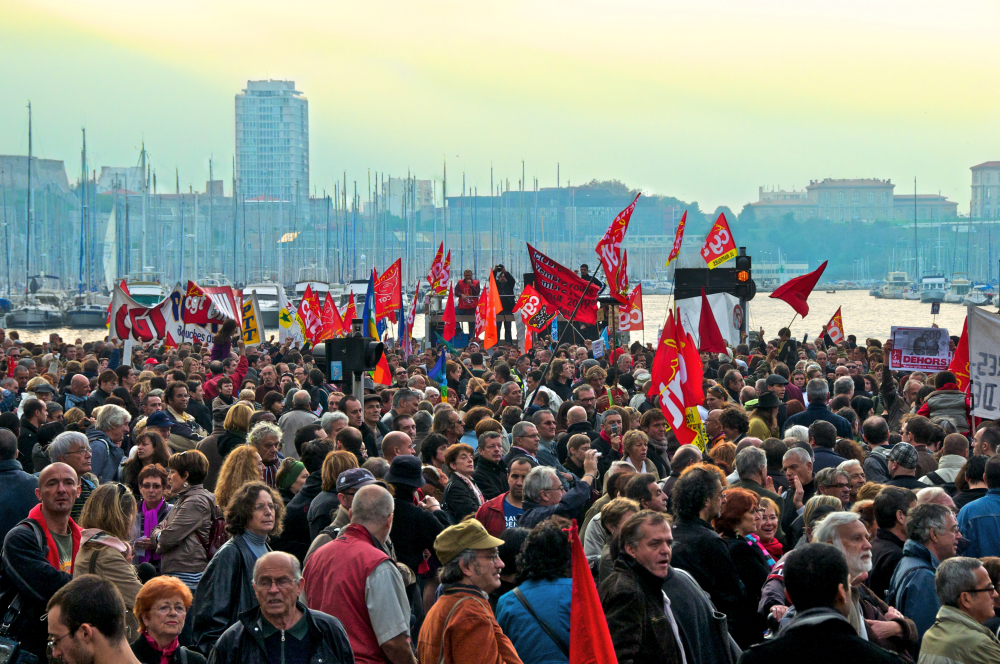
[131,576,206,664]
[190,482,283,656]
[716,488,770,649]
[441,443,484,522]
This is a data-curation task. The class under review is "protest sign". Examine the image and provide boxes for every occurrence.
[889,326,950,372]
[969,308,1000,418]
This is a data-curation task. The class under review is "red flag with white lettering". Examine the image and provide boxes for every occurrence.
[666,211,687,267]
[700,213,738,269]
[618,285,644,332]
[595,193,639,305]
[825,306,846,345]
[375,258,402,322]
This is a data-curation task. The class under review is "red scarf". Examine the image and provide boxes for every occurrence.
[144,634,179,664]
[28,503,82,573]
[759,536,784,561]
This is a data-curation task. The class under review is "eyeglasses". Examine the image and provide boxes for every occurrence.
[47,630,76,650]
[476,551,501,563]
[66,446,92,456]
[152,602,187,615]
[967,584,997,594]
[255,576,297,590]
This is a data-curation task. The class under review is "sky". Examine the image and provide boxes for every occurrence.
[2,0,999,214]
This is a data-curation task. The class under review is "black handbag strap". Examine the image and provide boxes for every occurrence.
[512,587,570,657]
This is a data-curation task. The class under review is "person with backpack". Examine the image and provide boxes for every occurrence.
[920,433,968,496]
[0,462,82,660]
[192,482,284,656]
[151,450,216,592]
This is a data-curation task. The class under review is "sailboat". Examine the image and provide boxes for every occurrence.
[67,129,111,327]
[5,103,65,328]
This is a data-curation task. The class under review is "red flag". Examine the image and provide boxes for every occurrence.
[949,317,970,392]
[568,520,618,664]
[475,285,488,339]
[698,288,727,353]
[442,282,456,342]
[374,258,402,322]
[528,244,600,325]
[666,211,687,266]
[342,292,357,330]
[106,279,129,326]
[649,310,701,447]
[321,294,344,341]
[769,260,828,318]
[825,306,845,345]
[296,285,325,343]
[677,313,705,407]
[612,250,630,305]
[595,194,639,306]
[514,284,557,333]
[484,271,502,350]
[700,213,738,269]
[426,244,451,295]
[371,354,393,386]
[618,285,644,332]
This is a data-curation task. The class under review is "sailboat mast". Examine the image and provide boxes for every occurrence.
[141,144,148,270]
[177,169,183,283]
[913,177,919,284]
[79,128,87,296]
[25,102,33,294]
[2,169,9,296]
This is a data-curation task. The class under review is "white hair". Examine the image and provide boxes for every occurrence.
[785,425,809,443]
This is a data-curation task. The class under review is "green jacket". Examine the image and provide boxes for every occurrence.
[918,605,1000,664]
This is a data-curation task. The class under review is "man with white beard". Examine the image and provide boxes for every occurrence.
[812,512,918,656]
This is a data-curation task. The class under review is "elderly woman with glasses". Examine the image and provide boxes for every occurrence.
[131,575,207,663]
[191,481,285,656]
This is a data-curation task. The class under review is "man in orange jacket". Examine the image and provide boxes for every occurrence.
[417,520,522,664]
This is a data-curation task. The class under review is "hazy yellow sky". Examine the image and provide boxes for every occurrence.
[2,0,999,213]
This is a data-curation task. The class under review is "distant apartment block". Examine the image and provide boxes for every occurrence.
[971,161,1000,219]
[235,80,309,210]
[750,178,955,223]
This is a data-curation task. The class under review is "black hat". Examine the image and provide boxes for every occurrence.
[384,455,426,488]
[753,391,782,409]
[765,374,789,386]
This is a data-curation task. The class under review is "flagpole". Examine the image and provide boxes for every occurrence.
[787,313,798,330]
[524,271,605,412]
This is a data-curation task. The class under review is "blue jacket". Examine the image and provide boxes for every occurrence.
[496,578,571,664]
[887,539,939,639]
[782,401,852,439]
[0,459,39,543]
[812,446,847,473]
[957,488,1000,558]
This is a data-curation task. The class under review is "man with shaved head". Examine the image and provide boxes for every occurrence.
[62,373,91,412]
[381,431,416,465]
[0,462,81,659]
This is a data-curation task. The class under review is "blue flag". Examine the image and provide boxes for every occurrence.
[427,353,447,383]
[362,270,380,339]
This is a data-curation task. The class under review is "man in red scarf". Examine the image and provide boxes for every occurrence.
[0,461,82,660]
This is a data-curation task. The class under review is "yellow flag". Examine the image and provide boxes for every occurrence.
[241,294,263,346]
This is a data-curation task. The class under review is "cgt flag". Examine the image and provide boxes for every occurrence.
[296,285,325,344]
[665,211,687,267]
[700,213,738,269]
[595,193,639,305]
[649,309,707,449]
[618,285,644,332]
[374,258,402,322]
[825,306,846,345]
[528,244,601,325]
[514,284,558,333]
[426,243,451,296]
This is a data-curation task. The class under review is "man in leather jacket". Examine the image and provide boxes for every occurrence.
[208,552,353,664]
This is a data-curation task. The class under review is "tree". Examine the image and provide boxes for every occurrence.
[737,203,756,225]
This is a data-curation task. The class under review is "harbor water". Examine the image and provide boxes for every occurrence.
[5,290,981,346]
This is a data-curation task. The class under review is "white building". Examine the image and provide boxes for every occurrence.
[235,80,309,212]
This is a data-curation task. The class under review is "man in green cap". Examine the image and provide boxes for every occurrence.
[416,519,522,664]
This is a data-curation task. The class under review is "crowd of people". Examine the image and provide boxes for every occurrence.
[0,320,999,664]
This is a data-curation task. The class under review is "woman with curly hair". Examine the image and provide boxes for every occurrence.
[495,519,573,664]
[213,443,264,513]
[121,431,171,499]
[191,481,284,655]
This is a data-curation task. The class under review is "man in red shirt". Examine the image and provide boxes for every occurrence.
[455,270,480,336]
